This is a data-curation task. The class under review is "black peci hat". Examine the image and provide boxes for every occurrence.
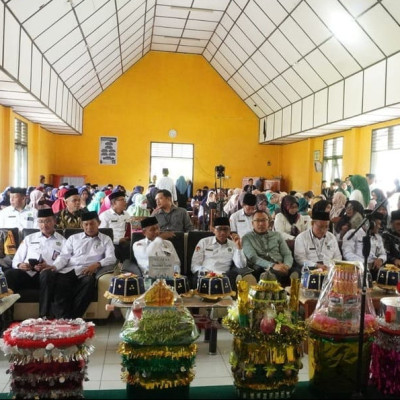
[10,187,26,195]
[243,193,257,206]
[311,210,330,221]
[109,191,125,201]
[213,217,230,227]
[141,217,158,229]
[82,211,98,221]
[391,210,400,221]
[37,208,54,218]
[64,188,79,199]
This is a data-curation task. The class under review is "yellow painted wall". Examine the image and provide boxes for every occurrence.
[44,52,281,190]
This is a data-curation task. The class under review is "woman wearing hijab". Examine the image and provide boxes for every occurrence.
[87,190,106,213]
[334,200,364,241]
[175,176,188,209]
[127,186,144,208]
[78,186,90,209]
[198,190,217,230]
[29,188,50,210]
[330,192,347,224]
[349,175,370,208]
[266,192,280,219]
[274,195,310,250]
[51,187,68,214]
[127,193,150,217]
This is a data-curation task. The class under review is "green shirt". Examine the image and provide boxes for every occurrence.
[242,230,293,270]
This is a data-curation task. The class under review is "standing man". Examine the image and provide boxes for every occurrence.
[294,210,342,270]
[6,208,65,318]
[157,168,177,203]
[242,210,293,286]
[55,187,86,229]
[50,211,117,318]
[99,191,131,262]
[152,189,193,234]
[191,217,248,289]
[130,217,181,277]
[0,187,38,231]
[229,193,257,239]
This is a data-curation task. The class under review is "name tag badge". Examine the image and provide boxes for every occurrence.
[8,215,16,218]
[238,219,245,222]
[27,217,34,222]
[205,248,213,252]
[52,250,60,260]
[111,220,118,223]
[309,248,316,250]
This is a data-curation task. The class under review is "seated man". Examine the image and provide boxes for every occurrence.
[99,191,131,262]
[294,210,342,271]
[342,212,386,281]
[191,217,248,289]
[242,210,294,286]
[383,210,400,268]
[5,208,65,318]
[55,188,86,229]
[0,187,38,231]
[131,217,181,277]
[152,189,193,235]
[229,193,257,239]
[50,211,117,318]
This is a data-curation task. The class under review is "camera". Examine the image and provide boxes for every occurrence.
[215,165,225,178]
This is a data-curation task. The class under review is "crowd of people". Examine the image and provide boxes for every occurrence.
[1,170,400,332]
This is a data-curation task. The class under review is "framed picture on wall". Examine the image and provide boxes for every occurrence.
[99,137,117,165]
[313,150,320,161]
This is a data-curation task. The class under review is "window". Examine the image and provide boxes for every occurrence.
[150,142,194,183]
[371,124,400,195]
[322,137,343,184]
[14,118,28,187]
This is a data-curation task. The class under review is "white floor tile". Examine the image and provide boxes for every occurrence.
[99,380,126,390]
[83,379,101,390]
[101,363,124,381]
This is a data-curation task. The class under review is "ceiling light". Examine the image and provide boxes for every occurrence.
[169,5,216,13]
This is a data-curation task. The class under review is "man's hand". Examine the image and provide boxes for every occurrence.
[372,258,383,269]
[36,261,56,272]
[232,235,242,249]
[160,231,175,240]
[18,262,32,271]
[272,263,290,275]
[119,237,130,244]
[394,259,400,267]
[82,262,101,276]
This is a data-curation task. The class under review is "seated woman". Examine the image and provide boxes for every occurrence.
[330,191,347,231]
[334,200,364,242]
[266,191,280,220]
[273,195,310,251]
[198,191,217,230]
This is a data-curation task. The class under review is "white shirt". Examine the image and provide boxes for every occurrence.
[12,231,65,277]
[0,205,38,231]
[133,236,181,275]
[191,236,246,274]
[99,208,131,244]
[273,212,310,241]
[349,189,367,208]
[53,231,117,276]
[342,228,387,265]
[157,176,178,202]
[229,209,253,238]
[294,228,342,267]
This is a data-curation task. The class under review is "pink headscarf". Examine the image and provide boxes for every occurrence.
[99,194,111,215]
[30,189,49,210]
[51,188,68,214]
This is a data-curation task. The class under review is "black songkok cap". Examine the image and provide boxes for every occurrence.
[243,193,257,206]
[391,210,400,221]
[141,217,158,229]
[82,211,98,221]
[214,217,230,227]
[37,208,54,218]
[64,188,79,199]
[311,210,330,221]
[109,191,125,201]
[10,187,26,195]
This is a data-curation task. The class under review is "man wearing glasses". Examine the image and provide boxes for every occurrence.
[5,208,65,318]
[242,210,294,286]
[191,217,247,289]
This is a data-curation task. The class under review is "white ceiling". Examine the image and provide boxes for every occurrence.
[1,0,400,142]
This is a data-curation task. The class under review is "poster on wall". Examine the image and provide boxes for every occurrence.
[99,137,117,165]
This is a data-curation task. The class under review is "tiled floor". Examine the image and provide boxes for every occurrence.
[0,312,309,394]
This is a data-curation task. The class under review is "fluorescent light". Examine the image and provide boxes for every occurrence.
[169,5,216,13]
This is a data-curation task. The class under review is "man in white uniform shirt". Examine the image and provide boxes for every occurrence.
[5,208,65,318]
[191,217,247,290]
[50,211,117,318]
[99,191,131,262]
[294,210,342,270]
[156,168,178,203]
[0,187,37,231]
[131,217,181,277]
[229,193,257,239]
[342,211,386,280]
